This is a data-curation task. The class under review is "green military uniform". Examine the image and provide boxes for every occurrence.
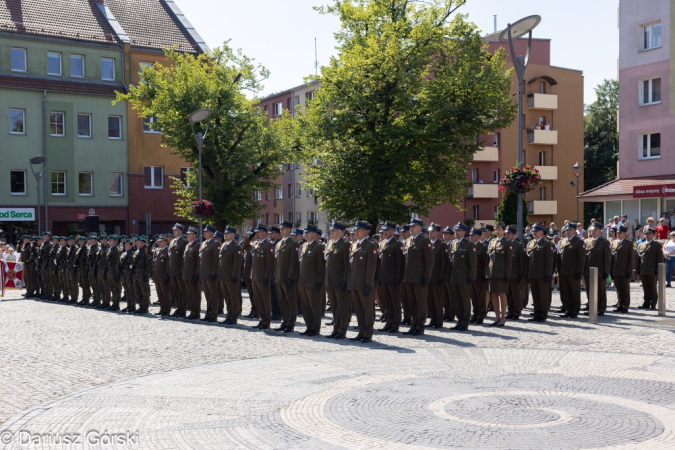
[507,235,527,319]
[442,227,456,321]
[273,224,300,331]
[120,243,136,310]
[325,225,351,338]
[168,226,188,317]
[65,239,78,303]
[449,226,477,330]
[74,238,89,304]
[20,238,32,296]
[96,239,110,308]
[297,228,326,335]
[402,221,434,334]
[181,230,201,319]
[556,226,586,317]
[242,232,258,318]
[487,236,512,294]
[153,241,170,315]
[638,231,664,309]
[48,241,59,299]
[584,231,611,314]
[199,227,221,322]
[130,240,152,313]
[218,229,244,324]
[526,227,555,321]
[347,221,378,342]
[377,225,404,331]
[428,231,448,328]
[250,228,275,329]
[611,230,633,313]
[87,240,100,305]
[106,237,122,310]
[471,239,488,322]
[38,234,53,298]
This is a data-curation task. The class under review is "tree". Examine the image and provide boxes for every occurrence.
[116,44,285,229]
[295,0,516,229]
[584,79,618,223]
[495,193,528,228]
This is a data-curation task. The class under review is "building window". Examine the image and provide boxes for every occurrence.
[108,116,122,139]
[11,48,26,72]
[307,188,315,198]
[263,105,268,114]
[143,115,161,133]
[640,78,661,106]
[273,102,283,117]
[275,213,284,224]
[288,212,294,222]
[9,108,25,135]
[493,169,500,183]
[275,186,283,199]
[297,182,302,197]
[47,52,62,76]
[266,213,270,225]
[51,171,66,196]
[307,91,316,101]
[101,58,115,81]
[77,113,92,138]
[493,133,500,147]
[472,205,479,220]
[144,166,163,188]
[296,212,301,224]
[539,186,546,201]
[471,168,479,183]
[538,151,546,166]
[642,22,662,50]
[70,54,84,78]
[180,167,192,187]
[639,133,661,159]
[539,81,546,94]
[109,172,123,196]
[308,211,317,224]
[255,189,262,201]
[78,172,93,196]
[50,112,65,136]
[10,170,26,195]
[288,183,293,198]
[494,205,498,217]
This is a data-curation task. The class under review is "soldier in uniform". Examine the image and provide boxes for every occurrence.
[376,221,404,332]
[242,227,258,318]
[152,236,171,316]
[120,239,136,311]
[199,225,220,322]
[38,232,53,299]
[293,228,306,246]
[505,225,527,320]
[297,224,326,335]
[87,234,100,306]
[168,224,187,317]
[402,219,433,335]
[130,237,152,314]
[347,221,378,343]
[20,236,32,297]
[487,222,512,326]
[105,235,122,311]
[325,222,351,339]
[33,236,44,297]
[48,236,60,300]
[74,236,89,305]
[526,224,555,322]
[250,225,274,330]
[556,222,586,318]
[449,224,477,331]
[427,223,448,329]
[398,224,413,325]
[611,224,633,313]
[65,236,78,303]
[583,223,611,315]
[273,221,299,332]
[181,227,201,319]
[470,228,488,324]
[96,235,110,309]
[55,237,68,302]
[441,226,456,321]
[218,226,244,325]
[638,225,664,309]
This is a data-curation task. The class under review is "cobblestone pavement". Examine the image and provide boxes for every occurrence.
[1,282,675,449]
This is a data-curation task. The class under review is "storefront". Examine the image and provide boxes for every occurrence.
[0,207,37,244]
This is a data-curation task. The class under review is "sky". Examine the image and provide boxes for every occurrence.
[175,0,619,105]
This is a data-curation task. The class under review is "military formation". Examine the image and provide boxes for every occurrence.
[15,218,667,343]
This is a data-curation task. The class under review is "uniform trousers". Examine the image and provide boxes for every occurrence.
[170,276,186,314]
[122,276,135,308]
[201,278,220,319]
[427,282,445,326]
[327,285,351,334]
[400,282,412,322]
[58,270,67,298]
[404,282,427,332]
[450,282,472,327]
[245,275,258,316]
[470,279,487,319]
[154,277,171,314]
[521,279,530,307]
[443,281,455,320]
[24,264,32,294]
[220,279,243,321]
[641,274,658,308]
[614,275,631,310]
[530,278,551,320]
[89,272,100,304]
[298,286,322,332]
[378,282,401,328]
[68,271,78,301]
[251,280,272,327]
[584,274,607,313]
[182,278,201,315]
[276,281,297,328]
[559,274,581,315]
[98,273,110,307]
[351,288,374,339]
[79,270,90,301]
[132,277,150,310]
[507,279,523,316]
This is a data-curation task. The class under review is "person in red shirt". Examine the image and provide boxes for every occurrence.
[656,218,671,240]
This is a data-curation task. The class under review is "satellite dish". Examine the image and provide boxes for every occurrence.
[498,15,541,42]
[189,109,212,124]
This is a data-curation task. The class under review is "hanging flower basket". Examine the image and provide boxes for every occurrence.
[191,198,216,217]
[498,165,541,196]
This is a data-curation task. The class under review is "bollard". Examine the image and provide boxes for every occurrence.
[658,263,666,317]
[588,267,598,324]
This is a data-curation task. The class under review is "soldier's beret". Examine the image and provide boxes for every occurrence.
[214,231,224,239]
[137,236,147,242]
[429,222,442,232]
[42,231,51,236]
[99,232,107,237]
[187,227,198,235]
[66,235,74,240]
[109,235,119,240]
[485,224,495,232]
[22,235,30,240]
[531,224,546,232]
[152,234,159,239]
[354,220,371,230]
[78,236,86,241]
[172,223,185,231]
[470,228,483,236]
[505,225,517,234]
[269,225,281,234]
[453,222,468,232]
[330,222,346,231]
[224,226,237,234]
[131,233,139,237]
[156,235,169,242]
[379,221,396,231]
[203,224,216,233]
[442,226,455,234]
[304,224,320,234]
[254,224,268,233]
[279,220,293,229]
[124,239,132,244]
[409,218,424,227]
[98,235,108,241]
[33,236,40,240]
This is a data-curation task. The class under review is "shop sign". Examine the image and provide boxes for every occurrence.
[0,208,35,221]
[632,184,675,198]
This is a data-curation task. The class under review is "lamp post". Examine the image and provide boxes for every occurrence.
[571,161,582,223]
[189,108,211,243]
[29,156,46,234]
[499,15,541,238]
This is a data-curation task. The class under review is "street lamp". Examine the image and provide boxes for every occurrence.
[189,108,211,243]
[571,161,582,223]
[29,156,46,234]
[499,15,541,238]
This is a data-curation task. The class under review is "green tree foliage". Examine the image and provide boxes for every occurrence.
[495,193,528,229]
[583,79,618,223]
[116,45,286,229]
[295,0,516,228]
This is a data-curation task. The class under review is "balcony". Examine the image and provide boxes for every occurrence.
[527,93,558,110]
[528,129,558,145]
[468,183,499,199]
[528,200,557,215]
[473,146,499,162]
[534,165,558,180]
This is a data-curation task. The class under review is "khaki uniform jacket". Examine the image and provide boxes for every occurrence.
[106,245,121,278]
[40,241,54,267]
[638,239,665,276]
[526,238,554,279]
[610,239,633,277]
[298,240,326,288]
[153,246,169,280]
[96,246,109,276]
[378,237,405,284]
[274,237,300,283]
[251,238,274,282]
[131,246,152,278]
[509,239,527,280]
[584,236,611,277]
[66,244,78,274]
[347,238,378,290]
[242,237,255,280]
[487,237,512,280]
[402,234,434,283]
[448,237,477,283]
[199,239,219,279]
[181,240,200,280]
[474,241,488,280]
[168,236,187,277]
[556,235,586,276]
[430,239,449,282]
[120,251,134,277]
[74,245,87,274]
[325,237,350,287]
[87,244,99,275]
[218,240,244,281]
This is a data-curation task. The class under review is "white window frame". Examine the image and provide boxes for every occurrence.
[109,172,123,196]
[297,182,302,197]
[108,115,122,140]
[275,186,283,199]
[78,172,94,196]
[639,132,661,160]
[296,212,301,224]
[539,186,546,201]
[101,58,115,81]
[307,91,316,101]
[471,168,479,183]
[273,102,283,117]
[144,166,163,189]
[472,205,479,220]
[308,211,317,223]
[70,54,85,78]
[642,22,662,51]
[77,113,92,138]
[9,108,26,135]
[493,133,499,147]
[275,213,284,224]
[47,52,62,76]
[51,171,67,196]
[639,77,662,106]
[255,189,262,201]
[11,47,27,72]
[10,169,27,195]
[143,115,161,134]
[538,151,546,166]
[50,111,65,137]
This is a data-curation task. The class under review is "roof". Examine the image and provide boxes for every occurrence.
[0,75,127,96]
[104,0,205,53]
[0,0,119,44]
[579,178,675,200]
